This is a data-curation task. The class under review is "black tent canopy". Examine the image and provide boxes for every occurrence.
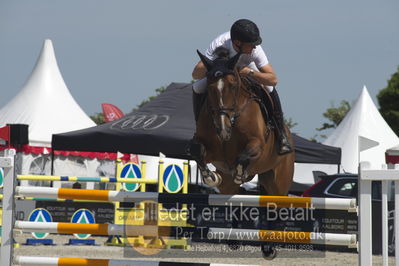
[52,82,341,164]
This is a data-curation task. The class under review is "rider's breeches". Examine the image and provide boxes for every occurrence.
[193,78,207,93]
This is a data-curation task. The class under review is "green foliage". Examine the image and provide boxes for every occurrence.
[90,113,105,125]
[317,100,351,131]
[132,86,166,112]
[284,117,298,130]
[377,66,399,136]
[312,100,351,141]
[307,136,319,143]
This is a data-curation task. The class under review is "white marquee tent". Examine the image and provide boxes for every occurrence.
[0,39,95,146]
[0,40,101,185]
[294,85,399,184]
[0,40,201,190]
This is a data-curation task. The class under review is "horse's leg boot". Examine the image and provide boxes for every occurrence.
[187,138,222,187]
[187,138,204,161]
[270,89,293,155]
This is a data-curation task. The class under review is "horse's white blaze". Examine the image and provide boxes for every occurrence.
[217,79,226,133]
[217,78,224,92]
[220,115,226,132]
[217,79,224,105]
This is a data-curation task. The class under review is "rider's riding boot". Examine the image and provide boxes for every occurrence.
[187,91,206,159]
[192,91,206,122]
[269,89,293,155]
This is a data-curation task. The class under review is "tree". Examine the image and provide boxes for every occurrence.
[132,86,166,112]
[90,113,105,125]
[377,66,399,136]
[284,117,298,130]
[314,100,351,140]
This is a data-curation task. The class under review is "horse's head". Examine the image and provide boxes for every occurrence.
[197,48,241,141]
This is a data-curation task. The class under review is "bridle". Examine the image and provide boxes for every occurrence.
[208,69,240,131]
[207,69,260,135]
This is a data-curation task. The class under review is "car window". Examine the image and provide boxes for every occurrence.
[326,178,356,197]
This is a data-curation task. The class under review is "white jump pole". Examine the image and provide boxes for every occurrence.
[381,173,389,266]
[359,163,372,266]
[358,136,379,266]
[0,149,16,266]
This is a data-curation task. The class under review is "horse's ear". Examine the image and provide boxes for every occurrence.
[227,52,241,70]
[197,50,213,71]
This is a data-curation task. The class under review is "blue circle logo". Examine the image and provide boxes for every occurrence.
[28,208,53,239]
[120,163,142,191]
[71,209,95,239]
[163,164,184,193]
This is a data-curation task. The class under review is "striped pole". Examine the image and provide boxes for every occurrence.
[1,194,113,203]
[14,221,357,247]
[17,175,158,184]
[15,186,357,211]
[15,256,261,266]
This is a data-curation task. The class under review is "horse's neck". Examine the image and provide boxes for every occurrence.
[236,82,257,106]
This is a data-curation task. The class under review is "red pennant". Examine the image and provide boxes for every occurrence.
[0,125,10,142]
[130,154,139,164]
[101,103,124,123]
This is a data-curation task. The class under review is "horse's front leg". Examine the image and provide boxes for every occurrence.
[234,139,263,184]
[188,139,222,187]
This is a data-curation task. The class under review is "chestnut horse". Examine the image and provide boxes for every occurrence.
[193,50,295,196]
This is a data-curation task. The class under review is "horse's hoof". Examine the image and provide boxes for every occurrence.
[234,165,248,184]
[261,245,277,260]
[203,172,222,187]
[233,178,244,185]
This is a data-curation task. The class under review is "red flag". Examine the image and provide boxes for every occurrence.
[0,125,10,142]
[130,154,139,164]
[118,153,139,164]
[101,103,124,123]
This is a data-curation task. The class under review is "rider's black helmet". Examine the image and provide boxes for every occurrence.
[230,19,262,45]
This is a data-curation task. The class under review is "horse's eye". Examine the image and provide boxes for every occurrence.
[214,71,223,78]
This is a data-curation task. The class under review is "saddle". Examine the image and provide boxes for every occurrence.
[241,76,275,128]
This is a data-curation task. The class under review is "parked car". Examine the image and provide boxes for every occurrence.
[301,173,395,255]
[302,173,387,201]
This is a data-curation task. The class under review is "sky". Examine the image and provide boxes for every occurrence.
[0,0,398,140]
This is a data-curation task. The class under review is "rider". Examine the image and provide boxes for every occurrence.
[191,18,293,155]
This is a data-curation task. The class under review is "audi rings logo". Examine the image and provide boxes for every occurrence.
[111,114,169,131]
